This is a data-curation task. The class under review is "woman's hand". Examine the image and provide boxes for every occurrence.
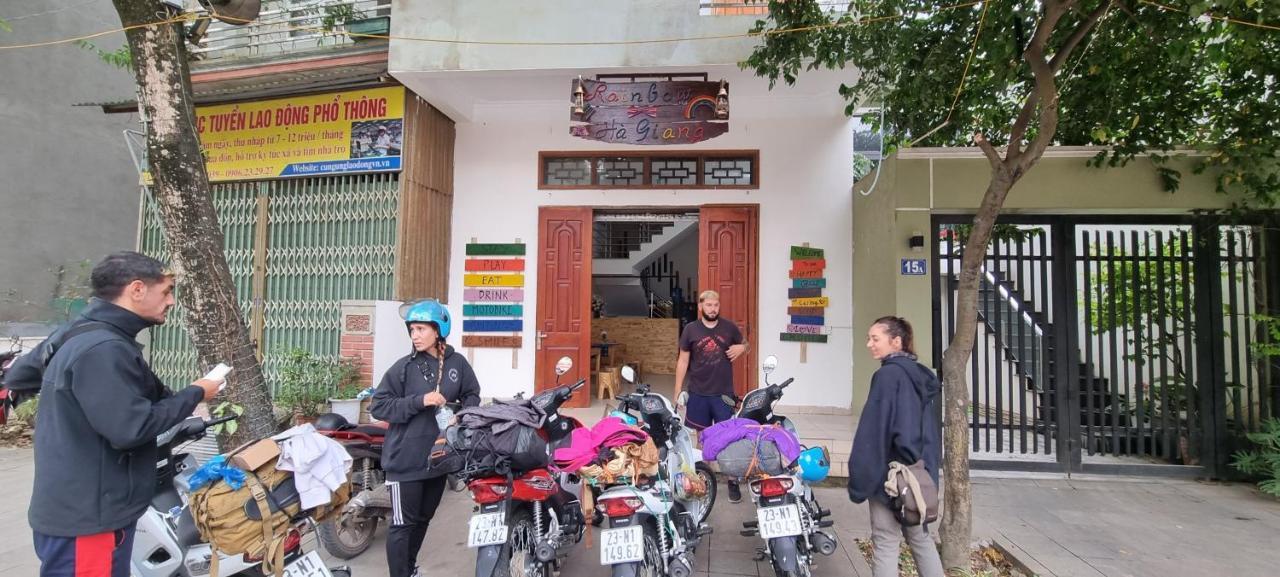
[423,391,446,407]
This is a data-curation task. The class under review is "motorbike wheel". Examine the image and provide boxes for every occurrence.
[635,523,663,577]
[694,462,718,525]
[494,508,547,577]
[317,512,379,560]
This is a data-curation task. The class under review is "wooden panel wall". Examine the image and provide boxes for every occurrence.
[395,93,456,302]
[593,317,680,375]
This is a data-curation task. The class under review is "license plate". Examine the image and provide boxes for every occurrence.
[599,525,645,565]
[756,504,803,539]
[467,512,509,548]
[282,551,333,577]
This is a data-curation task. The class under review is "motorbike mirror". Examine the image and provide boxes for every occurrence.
[620,365,636,384]
[763,355,779,374]
[555,356,573,376]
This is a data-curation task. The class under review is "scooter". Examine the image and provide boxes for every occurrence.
[132,415,352,577]
[470,356,588,577]
[314,414,390,560]
[594,365,716,577]
[734,355,837,577]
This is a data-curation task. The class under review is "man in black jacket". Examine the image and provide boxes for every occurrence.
[27,252,220,577]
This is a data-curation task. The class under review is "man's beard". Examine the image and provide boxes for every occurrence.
[703,312,719,321]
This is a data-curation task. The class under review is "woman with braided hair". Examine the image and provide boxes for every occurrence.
[370,299,482,577]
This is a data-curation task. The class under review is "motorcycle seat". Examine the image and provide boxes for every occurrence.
[351,424,388,437]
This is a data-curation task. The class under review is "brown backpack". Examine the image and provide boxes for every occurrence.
[189,457,350,577]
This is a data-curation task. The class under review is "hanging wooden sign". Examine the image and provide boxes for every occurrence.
[462,335,523,348]
[464,274,525,287]
[780,333,829,343]
[790,246,825,259]
[788,288,823,299]
[786,324,828,335]
[463,304,524,317]
[790,297,829,307]
[787,306,825,316]
[465,258,526,272]
[790,259,826,273]
[466,243,526,256]
[788,269,823,279]
[463,319,523,333]
[790,315,825,326]
[464,288,524,302]
[569,78,729,145]
[792,278,827,289]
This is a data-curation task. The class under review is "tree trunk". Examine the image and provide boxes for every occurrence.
[112,0,275,448]
[939,167,1016,570]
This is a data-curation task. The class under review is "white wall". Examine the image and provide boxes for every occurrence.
[446,105,855,408]
[373,300,412,385]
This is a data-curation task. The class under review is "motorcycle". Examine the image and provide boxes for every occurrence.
[313,414,391,559]
[469,355,588,577]
[132,414,352,577]
[734,355,837,577]
[594,365,716,577]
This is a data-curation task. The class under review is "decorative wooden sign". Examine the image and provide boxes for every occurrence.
[788,288,822,299]
[782,243,829,360]
[462,335,523,348]
[790,246,825,259]
[463,304,524,317]
[464,319,523,333]
[464,274,525,287]
[781,333,828,343]
[465,258,526,272]
[464,240,527,360]
[464,288,524,302]
[786,324,827,335]
[790,259,826,273]
[569,78,729,145]
[466,243,526,256]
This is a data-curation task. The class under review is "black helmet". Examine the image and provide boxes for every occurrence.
[314,412,352,432]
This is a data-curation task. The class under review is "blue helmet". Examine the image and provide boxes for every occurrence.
[797,446,830,483]
[607,410,639,427]
[399,299,451,339]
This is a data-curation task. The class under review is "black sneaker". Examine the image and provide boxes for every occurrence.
[728,481,742,503]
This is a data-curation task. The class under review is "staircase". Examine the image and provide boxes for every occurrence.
[962,269,1130,440]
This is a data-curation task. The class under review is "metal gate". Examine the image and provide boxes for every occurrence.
[933,216,1278,476]
[140,173,399,392]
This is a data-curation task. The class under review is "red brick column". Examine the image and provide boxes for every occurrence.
[339,301,376,387]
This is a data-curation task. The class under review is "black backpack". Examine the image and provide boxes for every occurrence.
[446,421,549,478]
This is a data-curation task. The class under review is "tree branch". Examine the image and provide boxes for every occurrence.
[1050,0,1114,71]
[1006,92,1042,162]
[974,133,1004,170]
[1017,3,1071,175]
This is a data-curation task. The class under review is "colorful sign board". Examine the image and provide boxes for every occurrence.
[781,245,830,347]
[193,87,404,182]
[569,78,729,145]
[462,243,526,349]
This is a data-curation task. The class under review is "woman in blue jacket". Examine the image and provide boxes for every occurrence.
[848,316,944,577]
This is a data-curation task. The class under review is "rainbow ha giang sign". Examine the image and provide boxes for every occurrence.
[193,87,405,181]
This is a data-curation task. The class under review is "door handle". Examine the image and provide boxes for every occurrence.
[537,331,547,351]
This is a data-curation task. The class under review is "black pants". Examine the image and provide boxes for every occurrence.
[387,476,448,577]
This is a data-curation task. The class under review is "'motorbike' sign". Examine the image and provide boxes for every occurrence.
[569,78,729,145]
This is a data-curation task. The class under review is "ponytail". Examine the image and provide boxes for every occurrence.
[872,315,915,356]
